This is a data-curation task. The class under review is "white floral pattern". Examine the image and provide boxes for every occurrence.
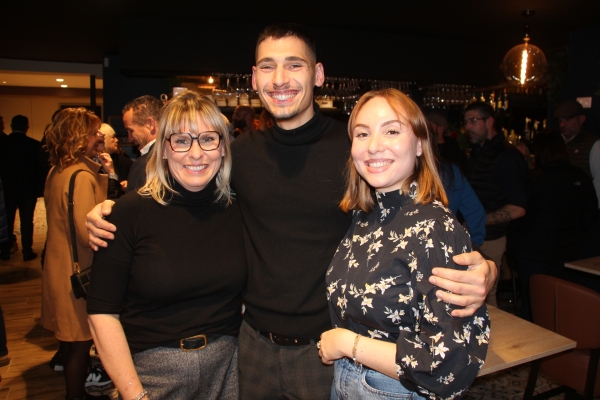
[326,184,490,400]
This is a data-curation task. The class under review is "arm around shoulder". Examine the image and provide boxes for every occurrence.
[86,200,117,250]
[430,251,496,317]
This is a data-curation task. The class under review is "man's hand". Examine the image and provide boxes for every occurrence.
[429,251,497,318]
[86,200,117,250]
[120,180,128,191]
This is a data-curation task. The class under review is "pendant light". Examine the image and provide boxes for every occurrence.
[501,10,547,87]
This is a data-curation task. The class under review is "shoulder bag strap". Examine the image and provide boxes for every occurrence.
[68,169,93,273]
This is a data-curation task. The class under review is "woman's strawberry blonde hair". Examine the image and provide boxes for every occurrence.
[340,88,448,213]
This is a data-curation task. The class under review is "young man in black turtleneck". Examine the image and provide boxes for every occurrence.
[86,23,498,400]
[232,23,498,399]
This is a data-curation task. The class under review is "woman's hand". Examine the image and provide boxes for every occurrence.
[319,329,399,379]
[98,152,115,174]
[318,328,355,365]
[88,314,146,400]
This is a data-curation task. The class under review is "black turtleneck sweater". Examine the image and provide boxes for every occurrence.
[231,103,352,338]
[87,177,247,354]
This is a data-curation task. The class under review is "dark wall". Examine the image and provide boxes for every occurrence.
[102,55,169,122]
[562,24,600,136]
[118,18,504,86]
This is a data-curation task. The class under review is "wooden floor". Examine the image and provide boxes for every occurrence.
[0,200,69,399]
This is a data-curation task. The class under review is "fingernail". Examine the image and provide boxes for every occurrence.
[429,276,436,284]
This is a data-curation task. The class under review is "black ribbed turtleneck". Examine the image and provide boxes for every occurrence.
[167,174,221,209]
[270,102,331,145]
[87,174,247,353]
[230,107,352,338]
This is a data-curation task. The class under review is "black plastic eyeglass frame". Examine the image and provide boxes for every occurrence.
[167,132,222,152]
[462,117,489,126]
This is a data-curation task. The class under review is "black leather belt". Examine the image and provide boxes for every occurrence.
[163,334,222,351]
[259,331,318,346]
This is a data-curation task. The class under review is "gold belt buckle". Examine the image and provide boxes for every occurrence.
[180,334,207,352]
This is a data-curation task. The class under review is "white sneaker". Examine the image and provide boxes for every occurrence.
[85,364,112,387]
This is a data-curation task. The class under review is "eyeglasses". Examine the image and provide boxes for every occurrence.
[462,117,489,126]
[167,131,222,152]
[557,116,576,123]
[95,131,105,138]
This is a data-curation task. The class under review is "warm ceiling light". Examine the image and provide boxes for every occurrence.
[61,84,68,88]
[208,76,214,84]
[501,10,547,87]
[56,78,64,82]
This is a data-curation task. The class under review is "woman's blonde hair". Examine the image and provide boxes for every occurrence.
[45,108,101,171]
[138,91,232,205]
[340,88,447,213]
[99,123,116,140]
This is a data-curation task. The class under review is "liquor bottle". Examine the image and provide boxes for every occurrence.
[490,91,496,110]
[497,91,503,110]
[502,89,509,111]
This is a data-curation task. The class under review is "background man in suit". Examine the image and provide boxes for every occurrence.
[121,96,162,193]
[0,115,45,261]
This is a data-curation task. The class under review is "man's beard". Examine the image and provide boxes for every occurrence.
[268,106,300,122]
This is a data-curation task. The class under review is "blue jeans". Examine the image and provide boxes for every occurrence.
[331,357,426,400]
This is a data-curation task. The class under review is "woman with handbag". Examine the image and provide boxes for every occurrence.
[87,91,246,400]
[42,108,107,400]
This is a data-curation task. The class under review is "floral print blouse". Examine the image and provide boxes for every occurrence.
[326,184,490,400]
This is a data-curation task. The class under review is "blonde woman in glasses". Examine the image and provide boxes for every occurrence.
[87,92,246,400]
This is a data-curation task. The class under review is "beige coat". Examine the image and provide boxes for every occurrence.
[41,156,107,341]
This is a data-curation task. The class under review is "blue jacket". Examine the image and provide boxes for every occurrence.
[441,162,486,246]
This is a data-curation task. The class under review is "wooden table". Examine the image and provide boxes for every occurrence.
[478,306,576,377]
[565,256,600,276]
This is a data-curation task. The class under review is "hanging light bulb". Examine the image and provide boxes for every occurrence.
[501,10,547,87]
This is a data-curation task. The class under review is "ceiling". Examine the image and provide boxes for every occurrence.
[1,0,599,75]
[0,71,103,89]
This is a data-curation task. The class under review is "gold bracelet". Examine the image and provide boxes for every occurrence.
[131,389,147,400]
[352,334,361,365]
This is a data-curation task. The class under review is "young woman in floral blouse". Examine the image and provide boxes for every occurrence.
[318,89,489,400]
